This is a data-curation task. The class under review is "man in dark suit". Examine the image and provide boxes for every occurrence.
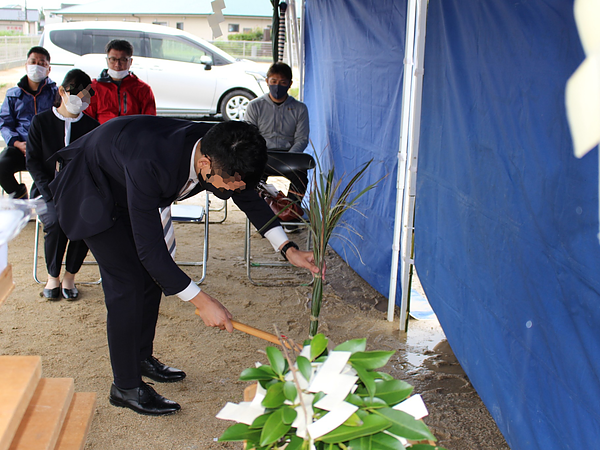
[50,116,319,416]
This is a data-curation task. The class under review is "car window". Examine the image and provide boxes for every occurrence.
[148,36,208,63]
[49,30,84,55]
[81,31,144,56]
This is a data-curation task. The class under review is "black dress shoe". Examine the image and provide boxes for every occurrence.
[109,382,181,416]
[41,287,61,301]
[140,356,186,383]
[62,286,79,300]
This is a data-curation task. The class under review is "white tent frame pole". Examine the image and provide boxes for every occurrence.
[388,0,429,330]
[287,0,304,100]
[285,3,293,67]
[387,0,418,323]
[298,0,306,100]
[398,0,428,329]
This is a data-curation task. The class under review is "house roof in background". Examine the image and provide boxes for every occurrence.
[57,0,273,17]
[0,8,40,21]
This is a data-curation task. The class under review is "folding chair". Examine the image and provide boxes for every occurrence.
[33,216,102,285]
[244,151,315,286]
[171,193,210,285]
[208,194,228,224]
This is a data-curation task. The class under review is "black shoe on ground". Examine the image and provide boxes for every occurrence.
[41,286,61,301]
[109,381,181,416]
[140,356,186,383]
[61,286,79,300]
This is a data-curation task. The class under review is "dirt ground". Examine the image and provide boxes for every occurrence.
[0,191,508,450]
[0,67,508,449]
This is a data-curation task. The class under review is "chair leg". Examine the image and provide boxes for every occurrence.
[209,197,228,224]
[33,216,102,285]
[33,216,43,284]
[174,194,209,285]
[245,217,313,287]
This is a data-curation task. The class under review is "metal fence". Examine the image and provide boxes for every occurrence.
[0,36,40,70]
[210,40,273,62]
[0,37,272,68]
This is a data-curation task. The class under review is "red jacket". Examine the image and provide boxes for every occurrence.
[85,70,156,124]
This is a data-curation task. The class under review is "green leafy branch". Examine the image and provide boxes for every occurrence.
[218,334,446,450]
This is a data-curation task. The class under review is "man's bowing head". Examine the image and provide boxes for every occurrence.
[195,121,267,193]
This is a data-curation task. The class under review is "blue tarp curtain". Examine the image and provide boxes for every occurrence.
[416,0,600,448]
[304,0,600,447]
[303,0,406,297]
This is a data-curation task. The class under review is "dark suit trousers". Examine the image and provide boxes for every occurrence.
[285,169,308,205]
[39,200,89,278]
[0,146,26,194]
[85,209,163,389]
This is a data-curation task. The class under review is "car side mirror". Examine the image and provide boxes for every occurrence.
[200,55,213,70]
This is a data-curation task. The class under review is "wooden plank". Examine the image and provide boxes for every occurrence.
[0,356,41,450]
[54,393,97,450]
[9,378,74,450]
[0,265,14,308]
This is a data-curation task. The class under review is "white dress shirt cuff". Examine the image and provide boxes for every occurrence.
[176,281,201,301]
[264,226,288,251]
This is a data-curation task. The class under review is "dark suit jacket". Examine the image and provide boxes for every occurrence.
[49,115,279,295]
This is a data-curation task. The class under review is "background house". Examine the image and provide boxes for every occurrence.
[0,6,39,35]
[54,0,272,41]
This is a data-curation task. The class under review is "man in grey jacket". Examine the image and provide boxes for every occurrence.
[245,62,309,153]
[245,62,310,217]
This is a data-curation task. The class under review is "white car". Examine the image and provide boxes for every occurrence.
[40,21,268,120]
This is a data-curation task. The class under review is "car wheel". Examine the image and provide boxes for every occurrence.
[220,90,254,121]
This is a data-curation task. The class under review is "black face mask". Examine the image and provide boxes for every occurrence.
[269,83,290,100]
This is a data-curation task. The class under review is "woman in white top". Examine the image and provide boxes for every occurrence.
[26,69,99,300]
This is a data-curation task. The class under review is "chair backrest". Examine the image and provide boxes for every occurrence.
[264,151,316,178]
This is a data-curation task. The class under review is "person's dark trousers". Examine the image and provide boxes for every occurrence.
[286,169,309,207]
[39,200,89,277]
[84,208,163,390]
[0,146,26,195]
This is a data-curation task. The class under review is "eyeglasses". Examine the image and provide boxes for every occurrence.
[27,59,49,67]
[107,57,131,64]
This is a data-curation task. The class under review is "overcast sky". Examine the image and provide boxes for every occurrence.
[0,0,96,12]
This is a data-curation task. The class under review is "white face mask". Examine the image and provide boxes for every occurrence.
[26,64,48,83]
[63,94,89,115]
[107,68,129,80]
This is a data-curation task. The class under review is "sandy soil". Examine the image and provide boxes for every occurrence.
[0,190,508,450]
[0,67,508,449]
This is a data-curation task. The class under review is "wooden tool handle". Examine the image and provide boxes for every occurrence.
[194,308,299,349]
[230,320,282,346]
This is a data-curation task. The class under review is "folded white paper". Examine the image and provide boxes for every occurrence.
[306,401,358,439]
[216,401,265,425]
[299,344,311,359]
[314,390,353,411]
[393,394,429,420]
[307,351,352,394]
[292,395,315,439]
[285,369,310,391]
[250,382,267,408]
[383,430,409,446]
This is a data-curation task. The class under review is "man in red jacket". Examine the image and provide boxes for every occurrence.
[85,39,156,124]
